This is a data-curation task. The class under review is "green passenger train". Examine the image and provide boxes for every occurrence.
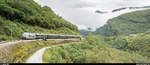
[22,32,82,40]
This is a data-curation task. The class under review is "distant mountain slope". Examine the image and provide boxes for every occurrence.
[0,0,79,41]
[112,5,150,13]
[104,33,150,58]
[79,30,91,36]
[94,9,150,36]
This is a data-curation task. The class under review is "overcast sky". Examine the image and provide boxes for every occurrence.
[34,0,150,31]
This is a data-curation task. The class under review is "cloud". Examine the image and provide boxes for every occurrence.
[69,3,96,8]
[77,24,87,30]
[34,0,150,31]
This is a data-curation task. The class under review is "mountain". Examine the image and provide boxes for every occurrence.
[0,0,79,41]
[94,9,150,36]
[79,27,94,36]
[128,5,150,9]
[95,10,108,14]
[112,7,127,12]
[112,5,150,13]
[79,29,91,36]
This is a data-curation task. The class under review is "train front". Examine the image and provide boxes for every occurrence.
[22,32,36,40]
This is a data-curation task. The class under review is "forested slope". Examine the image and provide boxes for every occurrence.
[43,34,150,63]
[104,33,150,58]
[94,9,150,36]
[0,0,79,41]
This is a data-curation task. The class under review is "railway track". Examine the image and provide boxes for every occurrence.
[0,39,80,49]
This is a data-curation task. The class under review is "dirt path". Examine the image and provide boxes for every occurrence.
[0,38,81,63]
[26,48,47,63]
[26,42,81,63]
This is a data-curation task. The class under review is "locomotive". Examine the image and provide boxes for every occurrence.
[22,32,82,40]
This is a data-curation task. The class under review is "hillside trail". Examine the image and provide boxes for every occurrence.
[26,48,46,63]
[26,42,82,63]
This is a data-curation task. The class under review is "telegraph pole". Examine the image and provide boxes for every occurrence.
[11,24,13,43]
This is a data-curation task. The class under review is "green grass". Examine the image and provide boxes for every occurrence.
[0,40,56,63]
[42,34,150,63]
[0,39,81,63]
[104,33,150,58]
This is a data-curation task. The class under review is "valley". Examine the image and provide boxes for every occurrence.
[1,0,150,63]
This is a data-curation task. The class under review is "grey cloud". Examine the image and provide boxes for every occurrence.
[69,3,96,8]
[34,0,150,30]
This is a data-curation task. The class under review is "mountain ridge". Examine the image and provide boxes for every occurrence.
[94,9,150,36]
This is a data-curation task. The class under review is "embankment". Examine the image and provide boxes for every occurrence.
[0,39,80,63]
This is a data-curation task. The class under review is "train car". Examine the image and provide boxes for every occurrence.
[47,34,60,39]
[36,34,48,39]
[22,32,82,40]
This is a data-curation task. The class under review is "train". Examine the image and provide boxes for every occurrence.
[22,32,82,40]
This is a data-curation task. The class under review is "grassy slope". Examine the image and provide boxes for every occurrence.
[0,39,81,63]
[43,34,150,63]
[94,9,150,36]
[104,33,150,58]
[0,0,79,42]
[0,40,55,63]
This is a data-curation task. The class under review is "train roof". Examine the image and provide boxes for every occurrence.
[23,32,82,37]
[36,34,81,36]
[36,34,59,35]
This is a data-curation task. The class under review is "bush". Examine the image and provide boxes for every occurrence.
[0,4,25,21]
[43,35,150,63]
[0,36,9,41]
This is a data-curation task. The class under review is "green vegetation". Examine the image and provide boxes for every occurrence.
[0,39,80,63]
[0,0,79,42]
[0,0,80,63]
[42,9,150,63]
[1,0,150,63]
[104,33,150,58]
[43,34,150,63]
[94,9,150,36]
[0,40,55,63]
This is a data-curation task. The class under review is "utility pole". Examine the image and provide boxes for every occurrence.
[10,23,13,53]
[11,24,13,43]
